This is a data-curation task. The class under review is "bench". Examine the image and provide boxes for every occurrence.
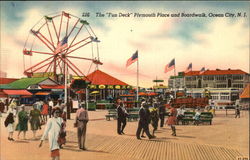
[105,109,117,121]
[127,108,140,121]
[199,112,213,125]
[181,112,195,125]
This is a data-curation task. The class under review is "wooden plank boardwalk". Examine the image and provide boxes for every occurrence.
[66,131,243,160]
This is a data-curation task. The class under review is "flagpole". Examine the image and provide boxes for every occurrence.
[174,59,176,98]
[136,51,139,108]
[64,56,68,117]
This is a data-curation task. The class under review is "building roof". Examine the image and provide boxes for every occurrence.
[0,78,19,84]
[185,69,247,76]
[85,70,128,85]
[4,77,48,89]
[240,83,250,99]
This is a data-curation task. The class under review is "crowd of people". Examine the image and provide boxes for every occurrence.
[1,95,244,160]
[114,97,178,140]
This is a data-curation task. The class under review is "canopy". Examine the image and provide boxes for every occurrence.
[34,92,51,95]
[240,84,250,99]
[3,90,32,96]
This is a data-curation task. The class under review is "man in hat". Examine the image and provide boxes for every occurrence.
[136,101,154,140]
[75,102,89,150]
[116,98,127,135]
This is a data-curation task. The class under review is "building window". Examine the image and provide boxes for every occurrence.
[203,84,208,87]
[208,76,214,80]
[232,84,243,88]
[211,96,219,100]
[216,75,226,81]
[216,84,227,88]
[220,96,229,100]
[203,76,208,80]
[232,75,243,80]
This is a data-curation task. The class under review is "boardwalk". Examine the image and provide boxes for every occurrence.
[66,131,243,160]
[0,110,248,160]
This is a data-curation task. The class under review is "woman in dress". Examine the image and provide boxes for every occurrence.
[166,104,177,136]
[29,104,42,139]
[39,108,63,160]
[16,105,29,139]
[5,103,17,141]
[41,101,49,122]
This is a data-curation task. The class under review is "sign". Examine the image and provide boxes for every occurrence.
[153,80,164,82]
[99,85,106,89]
[88,84,97,89]
[107,85,114,89]
[121,85,127,89]
[127,86,132,89]
[115,85,121,89]
[32,72,54,78]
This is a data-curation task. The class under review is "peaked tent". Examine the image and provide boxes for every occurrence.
[85,69,128,85]
[79,69,131,102]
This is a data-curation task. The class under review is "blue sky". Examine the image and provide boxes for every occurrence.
[1,1,249,87]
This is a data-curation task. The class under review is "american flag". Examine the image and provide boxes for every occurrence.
[55,36,68,53]
[164,58,175,73]
[63,11,71,18]
[200,67,205,74]
[126,51,138,67]
[185,63,192,73]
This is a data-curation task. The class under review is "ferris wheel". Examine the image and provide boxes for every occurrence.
[23,11,102,83]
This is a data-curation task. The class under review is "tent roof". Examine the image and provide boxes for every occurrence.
[3,77,49,89]
[0,78,19,84]
[240,84,250,99]
[85,70,128,85]
[3,90,32,96]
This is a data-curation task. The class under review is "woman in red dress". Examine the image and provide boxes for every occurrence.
[41,101,49,123]
[166,104,177,136]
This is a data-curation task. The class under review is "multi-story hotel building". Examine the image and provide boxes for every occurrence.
[168,69,249,107]
[184,69,249,89]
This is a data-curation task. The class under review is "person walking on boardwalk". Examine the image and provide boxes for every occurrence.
[30,104,42,139]
[116,98,127,135]
[150,103,159,137]
[5,103,17,141]
[159,101,166,127]
[75,103,89,150]
[48,99,54,118]
[16,105,29,140]
[136,102,154,140]
[235,105,240,118]
[39,108,63,160]
[41,101,49,122]
[166,104,177,136]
